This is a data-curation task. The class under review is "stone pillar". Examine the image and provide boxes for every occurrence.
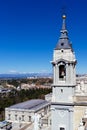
[33,113,41,130]
[66,63,69,84]
[55,64,58,84]
[69,63,74,85]
[73,64,76,85]
[53,65,56,84]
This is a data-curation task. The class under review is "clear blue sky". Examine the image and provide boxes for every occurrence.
[0,0,87,74]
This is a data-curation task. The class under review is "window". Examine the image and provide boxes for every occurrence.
[59,65,66,79]
[61,49,64,52]
[44,107,47,115]
[61,43,64,46]
[22,115,24,121]
[15,115,17,120]
[60,127,65,130]
[8,114,11,120]
[61,89,63,93]
[29,116,31,122]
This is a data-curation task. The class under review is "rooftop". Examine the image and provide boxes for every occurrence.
[7,99,50,112]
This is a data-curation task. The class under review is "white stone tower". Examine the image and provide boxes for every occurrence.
[51,15,77,130]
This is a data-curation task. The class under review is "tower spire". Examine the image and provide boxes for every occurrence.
[62,14,66,30]
[60,14,68,39]
[55,14,72,50]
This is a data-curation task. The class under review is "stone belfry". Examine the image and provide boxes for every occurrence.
[51,15,77,130]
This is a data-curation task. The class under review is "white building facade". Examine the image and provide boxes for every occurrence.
[5,99,50,124]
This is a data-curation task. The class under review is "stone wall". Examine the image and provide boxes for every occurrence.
[73,106,86,130]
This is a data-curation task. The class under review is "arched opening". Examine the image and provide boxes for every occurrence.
[59,64,66,80]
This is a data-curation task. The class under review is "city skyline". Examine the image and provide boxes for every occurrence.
[0,0,87,74]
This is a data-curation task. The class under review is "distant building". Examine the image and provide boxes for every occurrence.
[75,76,87,95]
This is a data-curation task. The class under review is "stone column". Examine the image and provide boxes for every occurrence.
[66,63,69,84]
[33,113,41,130]
[53,65,56,84]
[70,64,73,85]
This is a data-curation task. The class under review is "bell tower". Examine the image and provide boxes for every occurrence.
[51,15,77,130]
[52,14,76,103]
